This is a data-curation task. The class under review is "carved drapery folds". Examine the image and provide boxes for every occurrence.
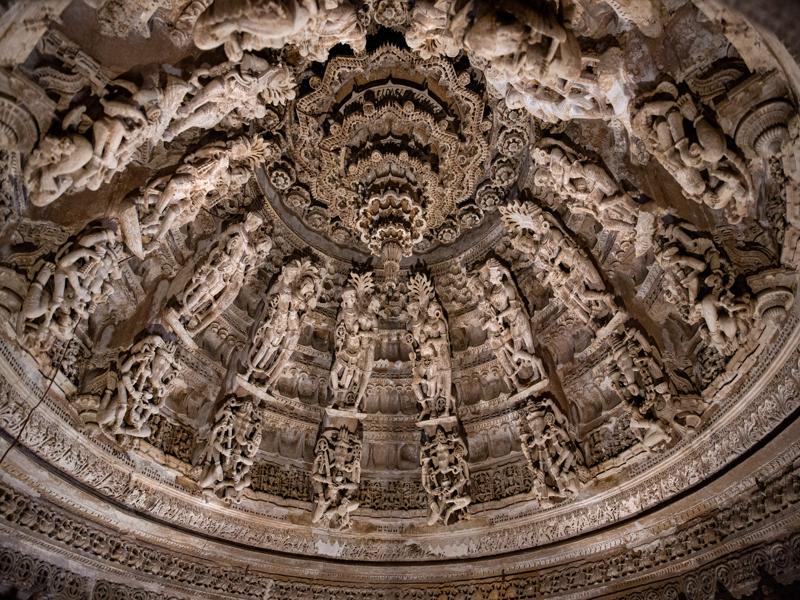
[631,82,754,224]
[245,259,324,390]
[310,422,362,530]
[16,222,124,356]
[469,258,546,390]
[520,396,584,502]
[92,332,178,440]
[420,425,471,526]
[328,271,378,413]
[167,213,271,342]
[407,273,454,420]
[198,388,265,500]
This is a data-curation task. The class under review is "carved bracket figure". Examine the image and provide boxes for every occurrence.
[311,424,362,530]
[420,425,471,526]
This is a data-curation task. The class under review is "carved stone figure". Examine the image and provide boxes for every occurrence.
[405,0,471,60]
[95,333,178,439]
[16,223,124,355]
[328,272,379,412]
[25,75,191,206]
[406,274,454,420]
[246,259,324,389]
[420,426,471,525]
[469,259,546,389]
[631,82,754,223]
[311,425,362,529]
[531,137,642,241]
[172,213,271,338]
[193,0,366,62]
[501,201,617,328]
[122,134,278,257]
[520,396,583,501]
[198,391,265,500]
[165,54,295,140]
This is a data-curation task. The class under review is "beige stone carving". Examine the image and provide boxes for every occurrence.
[122,134,278,257]
[94,333,178,439]
[407,274,454,420]
[405,0,471,60]
[165,54,295,141]
[16,223,124,355]
[246,259,324,389]
[631,82,754,223]
[469,259,546,389]
[311,425,362,529]
[198,389,265,500]
[193,0,366,62]
[329,271,379,413]
[0,0,71,66]
[172,213,271,338]
[420,426,471,525]
[520,396,583,501]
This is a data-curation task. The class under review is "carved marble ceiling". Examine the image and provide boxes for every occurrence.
[1,0,800,598]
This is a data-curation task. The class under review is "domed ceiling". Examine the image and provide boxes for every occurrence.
[1,0,800,598]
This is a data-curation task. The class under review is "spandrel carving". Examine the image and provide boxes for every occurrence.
[407,274,454,420]
[245,259,324,389]
[328,271,379,413]
[16,223,124,357]
[311,425,362,530]
[468,259,546,390]
[193,0,366,62]
[121,134,278,258]
[420,426,471,525]
[520,396,585,502]
[631,82,754,224]
[170,213,271,338]
[93,333,178,440]
[198,390,265,500]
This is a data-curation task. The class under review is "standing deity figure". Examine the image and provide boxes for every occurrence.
[311,426,362,530]
[420,427,471,526]
[531,138,641,240]
[193,0,366,63]
[124,134,279,257]
[631,82,754,223]
[653,219,753,357]
[520,396,583,501]
[198,390,265,500]
[17,223,124,355]
[328,272,379,412]
[173,213,271,337]
[246,259,325,389]
[166,54,296,140]
[406,274,454,420]
[501,201,617,328]
[95,333,178,439]
[468,259,545,389]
